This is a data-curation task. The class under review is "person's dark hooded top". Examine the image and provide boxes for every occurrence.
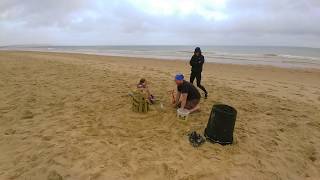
[190,47,204,73]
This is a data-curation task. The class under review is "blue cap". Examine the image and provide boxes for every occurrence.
[175,73,184,81]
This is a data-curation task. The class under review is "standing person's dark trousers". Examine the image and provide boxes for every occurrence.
[190,71,207,95]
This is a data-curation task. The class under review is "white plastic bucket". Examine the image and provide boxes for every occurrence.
[177,108,190,121]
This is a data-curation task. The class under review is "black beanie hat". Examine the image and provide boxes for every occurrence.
[195,47,201,53]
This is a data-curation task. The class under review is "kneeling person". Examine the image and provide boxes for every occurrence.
[174,73,201,113]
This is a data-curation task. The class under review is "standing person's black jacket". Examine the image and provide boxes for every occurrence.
[190,55,204,73]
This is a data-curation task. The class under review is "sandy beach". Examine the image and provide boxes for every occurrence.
[0,51,319,180]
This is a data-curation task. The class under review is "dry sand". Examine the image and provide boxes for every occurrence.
[0,51,319,180]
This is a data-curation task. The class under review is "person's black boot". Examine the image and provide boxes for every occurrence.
[197,84,208,99]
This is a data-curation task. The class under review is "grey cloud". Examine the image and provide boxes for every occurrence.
[0,0,320,46]
[0,0,89,26]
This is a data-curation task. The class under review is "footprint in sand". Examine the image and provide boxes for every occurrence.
[47,170,63,180]
[306,121,320,130]
[295,93,304,97]
[85,127,100,136]
[42,135,53,141]
[21,110,34,119]
[4,129,16,135]
[280,107,293,112]
[306,146,317,162]
[287,122,298,128]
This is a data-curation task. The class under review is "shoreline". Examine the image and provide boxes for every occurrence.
[1,49,320,70]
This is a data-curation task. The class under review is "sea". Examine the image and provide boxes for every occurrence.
[1,45,320,69]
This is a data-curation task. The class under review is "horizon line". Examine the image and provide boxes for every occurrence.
[1,44,320,49]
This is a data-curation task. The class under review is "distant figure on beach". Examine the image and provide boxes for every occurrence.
[137,78,155,104]
[190,47,208,98]
[173,73,200,113]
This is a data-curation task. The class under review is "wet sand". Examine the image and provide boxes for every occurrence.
[0,51,319,180]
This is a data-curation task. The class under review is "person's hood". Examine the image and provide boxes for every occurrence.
[194,47,201,53]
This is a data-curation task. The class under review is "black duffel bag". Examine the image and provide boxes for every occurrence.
[204,104,237,145]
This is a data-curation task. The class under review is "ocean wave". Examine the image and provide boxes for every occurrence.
[278,54,320,62]
[2,46,320,69]
[263,54,278,57]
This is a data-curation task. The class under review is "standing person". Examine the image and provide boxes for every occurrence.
[173,73,201,113]
[189,47,208,98]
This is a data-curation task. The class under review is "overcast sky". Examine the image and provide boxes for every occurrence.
[1,0,320,47]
